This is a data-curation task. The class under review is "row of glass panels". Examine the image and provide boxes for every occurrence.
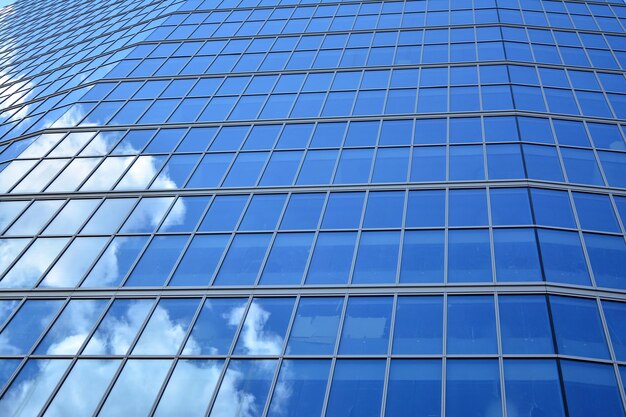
[0,294,624,358]
[0,294,625,417]
[4,188,624,235]
[5,115,626,162]
[2,142,625,192]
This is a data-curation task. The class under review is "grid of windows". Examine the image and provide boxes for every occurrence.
[0,0,625,416]
[0,293,624,417]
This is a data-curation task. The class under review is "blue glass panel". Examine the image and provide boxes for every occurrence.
[233,298,295,355]
[371,147,409,182]
[490,188,532,225]
[410,146,446,181]
[0,300,63,354]
[523,145,564,181]
[266,360,331,417]
[119,197,174,233]
[499,295,554,354]
[239,194,286,231]
[550,296,609,359]
[183,298,247,355]
[486,144,525,179]
[446,359,502,417]
[81,236,149,287]
[125,235,189,287]
[153,359,223,417]
[132,298,200,355]
[214,234,272,285]
[385,360,441,417]
[448,296,497,354]
[325,360,386,417]
[573,193,620,233]
[198,195,247,232]
[537,229,590,285]
[448,229,492,283]
[260,233,314,285]
[561,148,604,186]
[296,150,337,185]
[339,297,392,355]
[286,297,343,355]
[561,361,625,417]
[321,192,364,229]
[35,299,107,355]
[449,189,488,227]
[186,153,233,188]
[159,196,211,232]
[584,234,626,290]
[400,230,445,283]
[334,149,373,184]
[280,193,325,230]
[494,229,542,282]
[504,360,566,417]
[449,145,485,180]
[531,189,575,228]
[223,152,269,187]
[169,234,230,286]
[393,296,443,354]
[0,359,72,417]
[352,231,400,284]
[602,301,626,362]
[306,232,356,285]
[210,360,276,417]
[405,190,445,227]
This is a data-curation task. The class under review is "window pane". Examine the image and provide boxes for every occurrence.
[406,190,445,227]
[537,229,590,285]
[98,359,172,417]
[400,230,445,283]
[493,229,542,282]
[153,360,224,417]
[446,359,502,417]
[169,235,230,286]
[504,360,566,417]
[82,236,150,287]
[214,234,272,285]
[490,188,532,225]
[209,360,277,417]
[352,231,400,284]
[0,359,71,417]
[306,232,356,285]
[325,360,386,417]
[286,297,343,355]
[339,297,392,355]
[584,233,626,290]
[550,296,609,359]
[0,299,63,354]
[266,360,331,417]
[321,192,364,229]
[392,296,443,354]
[198,195,247,232]
[447,296,497,354]
[239,194,286,231]
[499,295,554,354]
[183,298,247,356]
[363,191,404,228]
[233,298,295,355]
[125,235,189,287]
[259,233,314,285]
[35,299,107,355]
[279,194,325,230]
[449,189,488,227]
[385,360,441,417]
[561,361,625,417]
[603,301,626,362]
[44,359,121,417]
[448,229,492,283]
[83,299,154,355]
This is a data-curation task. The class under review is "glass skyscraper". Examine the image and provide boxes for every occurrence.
[0,0,625,416]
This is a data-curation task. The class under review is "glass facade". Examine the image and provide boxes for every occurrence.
[0,0,625,415]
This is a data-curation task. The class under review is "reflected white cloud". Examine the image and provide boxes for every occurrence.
[232,302,284,355]
[0,359,71,417]
[0,238,69,288]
